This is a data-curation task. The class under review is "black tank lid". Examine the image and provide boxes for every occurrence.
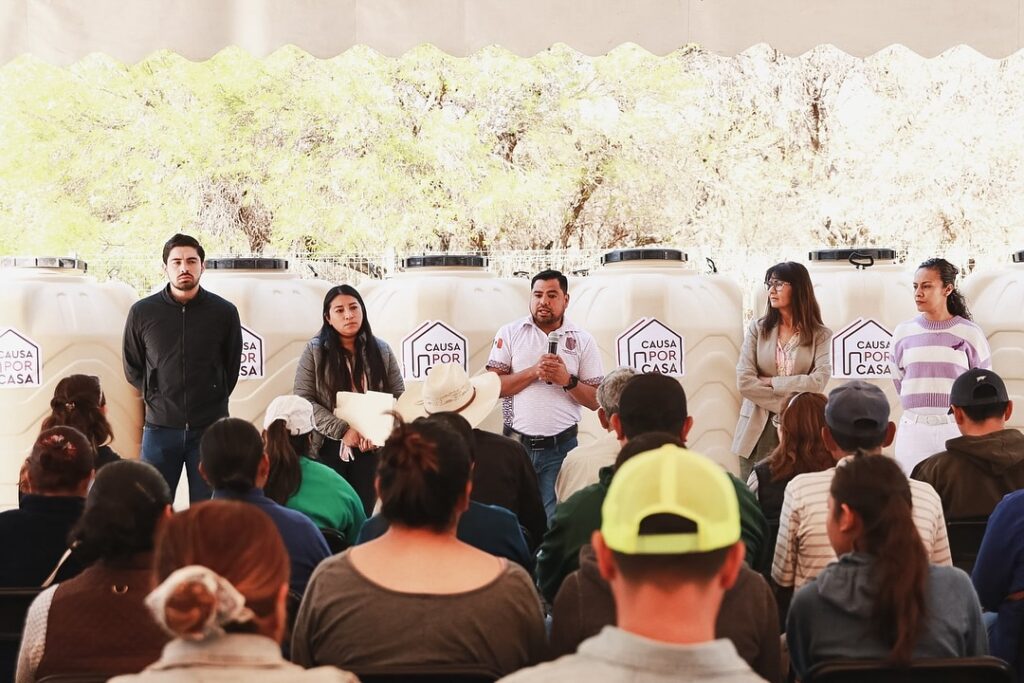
[401,255,487,269]
[1,256,87,271]
[1013,251,1024,263]
[808,248,897,263]
[205,257,289,270]
[600,248,687,265]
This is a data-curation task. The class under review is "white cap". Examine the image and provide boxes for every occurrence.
[263,395,315,435]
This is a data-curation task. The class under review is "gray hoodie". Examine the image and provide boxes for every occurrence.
[786,552,988,680]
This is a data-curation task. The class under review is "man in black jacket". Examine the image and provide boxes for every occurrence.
[122,233,242,502]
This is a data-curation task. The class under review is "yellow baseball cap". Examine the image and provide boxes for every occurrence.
[601,445,740,555]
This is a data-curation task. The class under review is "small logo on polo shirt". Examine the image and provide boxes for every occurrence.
[494,337,503,349]
[564,335,577,352]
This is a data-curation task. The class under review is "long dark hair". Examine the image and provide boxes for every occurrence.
[918,258,972,320]
[760,261,824,345]
[831,456,928,666]
[317,285,387,406]
[42,374,113,449]
[198,418,264,493]
[767,392,833,481]
[263,420,311,504]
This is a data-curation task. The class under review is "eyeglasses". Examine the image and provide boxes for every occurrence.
[765,279,790,292]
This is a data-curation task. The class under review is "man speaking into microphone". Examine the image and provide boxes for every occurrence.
[487,269,603,520]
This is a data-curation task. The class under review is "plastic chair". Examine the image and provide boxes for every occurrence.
[320,527,350,554]
[804,656,1012,682]
[947,518,989,575]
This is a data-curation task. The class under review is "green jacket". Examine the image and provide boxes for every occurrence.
[536,466,770,604]
[286,457,367,543]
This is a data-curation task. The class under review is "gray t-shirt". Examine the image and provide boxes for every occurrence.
[500,627,767,682]
[291,551,547,678]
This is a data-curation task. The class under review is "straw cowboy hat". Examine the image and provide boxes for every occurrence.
[396,363,500,428]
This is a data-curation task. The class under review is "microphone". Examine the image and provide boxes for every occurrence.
[546,331,560,385]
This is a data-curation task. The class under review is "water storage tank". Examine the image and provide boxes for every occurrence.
[566,249,744,471]
[201,258,334,428]
[360,255,530,434]
[0,257,141,509]
[962,251,1024,433]
[805,248,917,437]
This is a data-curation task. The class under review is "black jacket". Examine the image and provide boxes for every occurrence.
[122,285,242,429]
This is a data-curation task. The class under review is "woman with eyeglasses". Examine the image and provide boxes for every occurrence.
[891,257,991,474]
[42,374,121,468]
[733,261,832,481]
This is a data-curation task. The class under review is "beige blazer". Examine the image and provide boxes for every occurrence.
[732,319,833,460]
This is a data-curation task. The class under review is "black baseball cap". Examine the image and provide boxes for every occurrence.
[948,368,1009,414]
[825,380,890,439]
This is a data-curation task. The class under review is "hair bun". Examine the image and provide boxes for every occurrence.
[164,580,217,637]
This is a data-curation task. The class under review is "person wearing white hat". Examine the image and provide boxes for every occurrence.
[262,395,366,545]
[397,364,547,549]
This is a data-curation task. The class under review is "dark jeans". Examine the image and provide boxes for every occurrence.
[141,423,211,503]
[318,439,378,518]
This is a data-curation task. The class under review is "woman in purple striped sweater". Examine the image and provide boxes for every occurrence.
[891,258,991,473]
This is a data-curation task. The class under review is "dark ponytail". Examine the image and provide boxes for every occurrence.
[42,374,114,449]
[378,415,471,532]
[918,258,972,320]
[262,420,307,504]
[831,456,928,665]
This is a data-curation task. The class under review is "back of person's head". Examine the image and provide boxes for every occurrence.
[42,374,113,448]
[616,374,688,439]
[27,426,95,494]
[421,411,476,460]
[949,368,1011,425]
[162,233,205,263]
[830,455,927,665]
[596,367,637,416]
[200,417,264,493]
[378,417,472,532]
[600,444,741,585]
[613,431,684,470]
[262,395,315,505]
[150,501,289,640]
[824,381,891,454]
[767,392,832,481]
[70,460,171,565]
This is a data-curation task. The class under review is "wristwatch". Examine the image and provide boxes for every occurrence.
[562,374,579,391]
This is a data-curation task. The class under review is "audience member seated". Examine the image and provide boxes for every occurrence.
[501,445,766,682]
[0,426,94,587]
[537,373,770,604]
[358,412,535,573]
[109,501,357,683]
[971,487,1024,676]
[42,374,122,468]
[746,392,831,524]
[199,417,330,596]
[262,395,366,543]
[773,381,951,597]
[787,455,987,680]
[396,363,547,550]
[291,417,546,679]
[16,460,172,683]
[554,367,636,503]
[549,432,781,682]
[911,368,1024,519]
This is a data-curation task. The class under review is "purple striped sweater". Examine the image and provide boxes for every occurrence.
[891,315,991,411]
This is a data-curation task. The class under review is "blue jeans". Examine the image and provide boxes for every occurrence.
[141,424,211,503]
[528,437,578,521]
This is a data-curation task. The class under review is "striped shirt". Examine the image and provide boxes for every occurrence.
[772,458,951,589]
[890,315,991,411]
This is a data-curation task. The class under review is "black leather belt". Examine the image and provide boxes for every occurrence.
[503,424,578,450]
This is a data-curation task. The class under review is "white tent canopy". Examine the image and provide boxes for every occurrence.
[3,0,1022,64]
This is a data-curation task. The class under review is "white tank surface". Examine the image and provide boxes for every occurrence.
[360,255,530,435]
[805,248,917,436]
[200,258,334,428]
[0,257,141,509]
[962,251,1024,433]
[566,249,744,472]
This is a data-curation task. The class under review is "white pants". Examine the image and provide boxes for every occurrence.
[894,412,960,474]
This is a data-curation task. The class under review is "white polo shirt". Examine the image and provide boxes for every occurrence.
[487,316,603,437]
